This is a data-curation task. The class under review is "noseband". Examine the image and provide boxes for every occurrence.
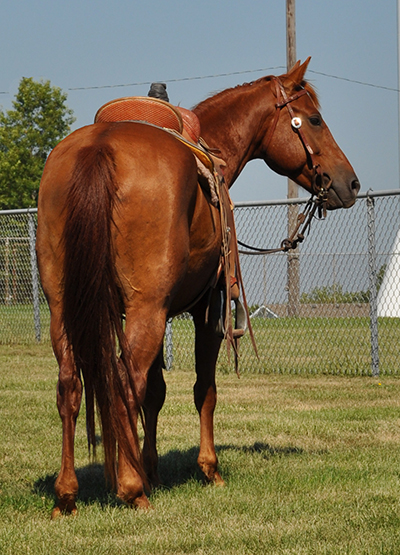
[265,77,332,216]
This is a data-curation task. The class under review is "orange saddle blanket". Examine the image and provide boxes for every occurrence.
[94,96,201,143]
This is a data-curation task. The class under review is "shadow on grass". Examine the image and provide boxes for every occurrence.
[33,464,119,509]
[33,441,311,508]
[229,442,306,458]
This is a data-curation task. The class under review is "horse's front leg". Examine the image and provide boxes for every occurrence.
[191,295,224,485]
[50,315,82,519]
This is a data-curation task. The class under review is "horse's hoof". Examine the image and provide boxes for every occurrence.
[213,472,225,487]
[51,496,78,519]
[51,506,62,520]
[198,460,225,486]
[117,489,152,510]
[51,504,77,520]
[133,493,152,511]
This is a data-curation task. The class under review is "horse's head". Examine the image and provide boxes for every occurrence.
[261,58,360,209]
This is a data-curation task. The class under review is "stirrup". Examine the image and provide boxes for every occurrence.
[233,298,247,338]
[210,288,247,339]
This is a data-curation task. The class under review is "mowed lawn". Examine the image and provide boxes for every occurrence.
[1,344,400,554]
[2,304,400,375]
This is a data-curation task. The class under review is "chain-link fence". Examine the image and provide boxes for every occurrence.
[1,190,399,375]
[226,190,400,376]
[0,209,46,344]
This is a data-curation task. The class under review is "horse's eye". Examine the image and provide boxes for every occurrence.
[309,115,322,126]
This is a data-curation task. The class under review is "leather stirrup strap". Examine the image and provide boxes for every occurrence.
[217,179,258,373]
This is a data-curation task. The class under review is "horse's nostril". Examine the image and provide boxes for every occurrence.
[351,179,360,193]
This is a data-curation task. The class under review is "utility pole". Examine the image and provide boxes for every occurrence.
[398,0,400,187]
[286,0,300,317]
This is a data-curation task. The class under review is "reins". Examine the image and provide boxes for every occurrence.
[238,77,333,257]
[237,190,326,256]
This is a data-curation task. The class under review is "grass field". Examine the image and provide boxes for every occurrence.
[171,316,400,376]
[1,344,400,554]
[1,304,400,375]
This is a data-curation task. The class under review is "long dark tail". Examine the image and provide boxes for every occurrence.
[62,144,145,488]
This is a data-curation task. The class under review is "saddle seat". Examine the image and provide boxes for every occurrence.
[94,96,202,143]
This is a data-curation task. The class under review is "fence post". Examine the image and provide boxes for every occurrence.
[165,318,173,370]
[4,237,10,304]
[28,213,41,342]
[366,192,379,376]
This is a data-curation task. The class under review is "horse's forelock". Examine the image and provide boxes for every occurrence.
[301,81,320,110]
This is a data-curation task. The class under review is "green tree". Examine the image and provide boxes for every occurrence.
[300,283,369,304]
[0,77,75,209]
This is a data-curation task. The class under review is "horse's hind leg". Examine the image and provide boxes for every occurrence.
[115,308,167,508]
[142,347,166,487]
[191,295,224,485]
[49,309,83,518]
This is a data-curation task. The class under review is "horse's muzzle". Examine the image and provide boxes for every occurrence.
[328,176,360,210]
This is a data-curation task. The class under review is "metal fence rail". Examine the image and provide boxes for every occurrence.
[1,191,399,375]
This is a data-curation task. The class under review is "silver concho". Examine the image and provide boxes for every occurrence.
[291,117,302,129]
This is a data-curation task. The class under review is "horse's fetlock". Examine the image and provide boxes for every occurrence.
[117,478,148,508]
[198,457,218,480]
[54,476,78,501]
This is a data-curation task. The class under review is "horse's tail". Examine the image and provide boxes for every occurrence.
[62,144,145,489]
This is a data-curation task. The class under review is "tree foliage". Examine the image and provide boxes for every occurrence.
[300,284,369,304]
[0,77,75,209]
[300,266,386,304]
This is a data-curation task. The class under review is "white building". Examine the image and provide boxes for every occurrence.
[377,228,400,317]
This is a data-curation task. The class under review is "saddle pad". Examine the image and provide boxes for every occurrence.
[177,107,201,143]
[94,96,183,133]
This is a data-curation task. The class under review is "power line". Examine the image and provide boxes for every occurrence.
[66,68,400,94]
[0,66,398,96]
[308,69,399,92]
[0,67,280,95]
[66,67,285,91]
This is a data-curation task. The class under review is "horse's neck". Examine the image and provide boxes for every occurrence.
[195,82,273,186]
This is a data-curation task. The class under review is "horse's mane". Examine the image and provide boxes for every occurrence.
[193,74,320,114]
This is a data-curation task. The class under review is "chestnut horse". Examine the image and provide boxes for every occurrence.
[36,59,360,517]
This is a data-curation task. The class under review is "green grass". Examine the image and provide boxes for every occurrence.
[1,344,400,553]
[1,306,400,374]
[171,316,400,376]
[0,304,50,344]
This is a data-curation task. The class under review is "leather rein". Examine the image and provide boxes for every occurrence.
[238,77,332,256]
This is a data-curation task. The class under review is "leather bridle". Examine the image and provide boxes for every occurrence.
[266,77,332,206]
[237,77,333,256]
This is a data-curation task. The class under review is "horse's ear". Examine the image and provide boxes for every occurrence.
[282,57,311,89]
[288,60,301,73]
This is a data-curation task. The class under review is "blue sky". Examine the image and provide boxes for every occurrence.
[0,0,398,202]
